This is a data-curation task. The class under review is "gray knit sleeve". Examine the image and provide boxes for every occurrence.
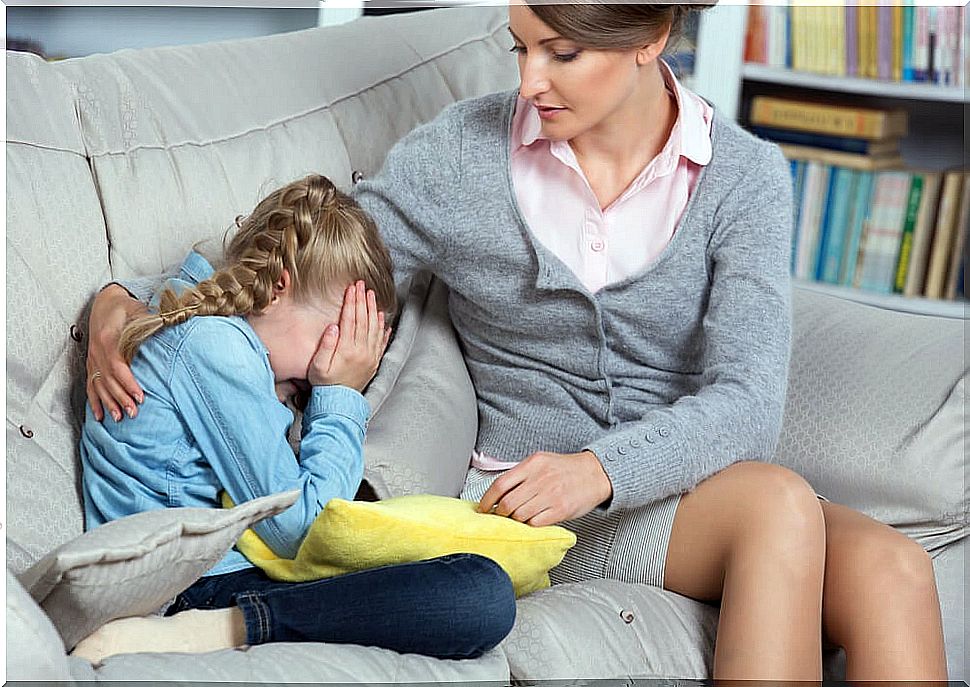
[585,144,794,513]
[353,104,464,290]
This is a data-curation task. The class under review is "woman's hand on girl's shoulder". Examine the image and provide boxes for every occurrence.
[86,285,147,422]
[308,281,391,392]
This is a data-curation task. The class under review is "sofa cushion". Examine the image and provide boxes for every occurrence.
[18,491,298,651]
[6,51,113,574]
[49,7,517,282]
[89,641,510,682]
[6,570,74,682]
[363,272,479,498]
[775,287,967,550]
[502,578,717,679]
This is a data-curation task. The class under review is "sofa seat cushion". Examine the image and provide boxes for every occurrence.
[88,640,509,682]
[502,579,717,679]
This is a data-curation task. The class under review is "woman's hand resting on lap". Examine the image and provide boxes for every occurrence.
[477,450,613,527]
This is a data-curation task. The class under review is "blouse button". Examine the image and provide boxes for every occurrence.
[590,238,605,252]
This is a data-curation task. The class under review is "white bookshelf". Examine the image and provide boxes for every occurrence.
[743,64,967,103]
[699,8,967,316]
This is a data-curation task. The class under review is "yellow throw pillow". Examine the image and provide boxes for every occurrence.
[223,494,576,597]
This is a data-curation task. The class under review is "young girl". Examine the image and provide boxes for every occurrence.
[74,174,515,663]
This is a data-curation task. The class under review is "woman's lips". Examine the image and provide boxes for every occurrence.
[536,105,566,120]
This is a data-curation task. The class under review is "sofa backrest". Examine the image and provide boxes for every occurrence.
[5,7,518,574]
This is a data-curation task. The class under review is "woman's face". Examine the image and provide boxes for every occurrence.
[508,4,648,142]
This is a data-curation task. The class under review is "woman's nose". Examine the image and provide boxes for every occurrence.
[518,58,550,100]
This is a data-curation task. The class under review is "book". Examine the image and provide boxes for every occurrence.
[846,4,859,77]
[790,159,808,273]
[777,143,905,172]
[794,161,830,280]
[892,4,904,82]
[914,7,930,82]
[750,126,900,156]
[944,173,970,299]
[877,5,893,80]
[902,4,915,81]
[891,173,925,292]
[923,171,965,298]
[750,96,908,140]
[744,5,767,64]
[814,167,842,279]
[855,170,913,293]
[840,171,876,286]
[902,172,944,297]
[819,168,860,284]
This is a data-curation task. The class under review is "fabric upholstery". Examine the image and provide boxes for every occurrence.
[19,491,298,650]
[6,570,74,682]
[776,288,967,549]
[6,51,112,575]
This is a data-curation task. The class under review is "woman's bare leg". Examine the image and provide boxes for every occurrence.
[818,500,947,681]
[663,461,826,680]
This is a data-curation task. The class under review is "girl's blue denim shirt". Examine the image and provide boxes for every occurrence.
[80,251,370,576]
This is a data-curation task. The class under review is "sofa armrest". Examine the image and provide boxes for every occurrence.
[6,568,73,681]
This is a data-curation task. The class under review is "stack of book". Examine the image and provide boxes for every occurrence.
[749,95,907,171]
[745,4,965,87]
[749,96,966,300]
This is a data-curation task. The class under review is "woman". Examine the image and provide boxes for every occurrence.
[87,2,947,680]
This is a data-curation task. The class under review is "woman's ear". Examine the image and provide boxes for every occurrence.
[637,26,671,66]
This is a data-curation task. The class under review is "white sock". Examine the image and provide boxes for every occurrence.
[70,607,247,664]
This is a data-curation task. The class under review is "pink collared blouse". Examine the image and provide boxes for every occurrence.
[510,60,714,295]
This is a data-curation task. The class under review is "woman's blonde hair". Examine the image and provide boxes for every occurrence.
[120,174,396,363]
[525,1,716,52]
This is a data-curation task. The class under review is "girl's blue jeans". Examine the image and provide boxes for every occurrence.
[167,553,516,659]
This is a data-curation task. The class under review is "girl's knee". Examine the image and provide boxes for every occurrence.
[452,554,516,656]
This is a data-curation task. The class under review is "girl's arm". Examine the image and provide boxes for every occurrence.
[170,317,369,560]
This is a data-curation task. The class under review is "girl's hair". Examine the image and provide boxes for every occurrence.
[524,1,716,52]
[120,174,396,363]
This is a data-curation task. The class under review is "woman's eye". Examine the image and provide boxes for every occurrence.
[509,45,526,55]
[553,51,580,63]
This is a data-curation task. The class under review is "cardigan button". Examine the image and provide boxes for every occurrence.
[351,170,365,185]
[630,439,641,448]
[658,426,670,438]
[616,446,627,456]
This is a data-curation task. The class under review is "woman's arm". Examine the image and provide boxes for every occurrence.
[352,101,465,290]
[86,284,150,422]
[480,144,795,523]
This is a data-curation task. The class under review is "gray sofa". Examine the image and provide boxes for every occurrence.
[6,7,966,682]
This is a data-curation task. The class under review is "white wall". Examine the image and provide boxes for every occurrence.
[6,5,319,59]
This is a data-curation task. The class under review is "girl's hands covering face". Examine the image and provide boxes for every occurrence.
[307,281,391,392]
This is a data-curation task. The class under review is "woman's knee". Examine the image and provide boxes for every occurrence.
[848,530,936,598]
[721,462,825,559]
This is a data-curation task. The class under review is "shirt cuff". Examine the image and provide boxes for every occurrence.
[303,385,370,431]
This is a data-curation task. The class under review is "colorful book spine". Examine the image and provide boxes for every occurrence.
[877,5,893,80]
[903,172,944,297]
[750,97,908,140]
[944,173,970,299]
[924,171,965,298]
[790,160,807,274]
[892,4,904,82]
[840,171,876,287]
[914,7,930,82]
[795,162,829,280]
[749,126,898,156]
[834,5,847,77]
[820,168,859,284]
[856,171,912,293]
[902,4,915,81]
[846,5,859,78]
[892,173,925,292]
[814,168,841,279]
